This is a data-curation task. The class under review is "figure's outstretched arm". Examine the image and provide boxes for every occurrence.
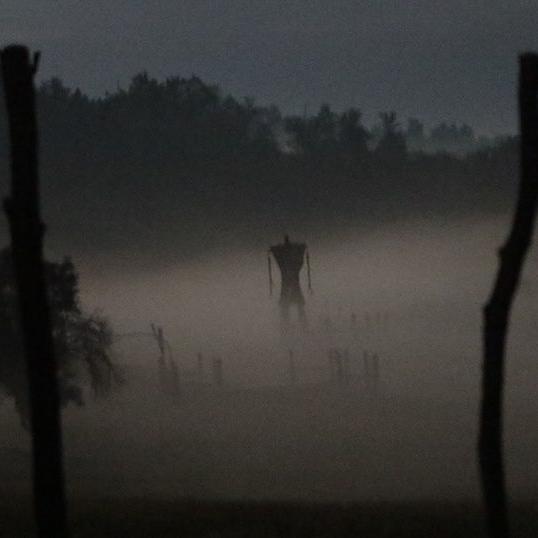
[267,250,273,296]
[306,248,313,293]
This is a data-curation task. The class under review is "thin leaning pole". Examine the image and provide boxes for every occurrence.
[479,53,538,538]
[1,45,68,538]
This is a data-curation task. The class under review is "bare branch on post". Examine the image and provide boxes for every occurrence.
[1,45,68,538]
[479,53,538,538]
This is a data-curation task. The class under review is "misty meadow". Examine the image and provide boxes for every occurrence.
[2,3,538,538]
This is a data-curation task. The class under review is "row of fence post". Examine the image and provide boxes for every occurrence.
[154,343,381,396]
[287,347,381,390]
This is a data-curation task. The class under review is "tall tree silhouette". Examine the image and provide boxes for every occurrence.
[1,46,68,538]
[375,111,406,163]
[285,104,339,158]
[479,53,538,538]
[338,108,370,163]
[0,68,514,263]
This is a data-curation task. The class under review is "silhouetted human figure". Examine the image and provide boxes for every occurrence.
[268,235,311,329]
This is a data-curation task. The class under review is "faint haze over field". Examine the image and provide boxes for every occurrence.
[2,0,538,134]
[0,28,537,510]
[4,215,538,504]
[6,0,538,526]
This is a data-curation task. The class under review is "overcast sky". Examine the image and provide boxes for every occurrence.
[2,1,538,134]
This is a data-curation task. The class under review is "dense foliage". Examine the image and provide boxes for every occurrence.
[0,248,117,423]
[0,73,519,261]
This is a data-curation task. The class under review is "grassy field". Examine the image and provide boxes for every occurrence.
[3,496,538,537]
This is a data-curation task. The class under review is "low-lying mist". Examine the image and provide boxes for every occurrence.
[3,214,538,506]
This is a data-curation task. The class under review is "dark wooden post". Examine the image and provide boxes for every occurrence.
[479,53,538,538]
[151,323,167,394]
[1,45,68,538]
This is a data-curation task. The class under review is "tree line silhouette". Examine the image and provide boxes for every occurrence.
[0,73,518,261]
